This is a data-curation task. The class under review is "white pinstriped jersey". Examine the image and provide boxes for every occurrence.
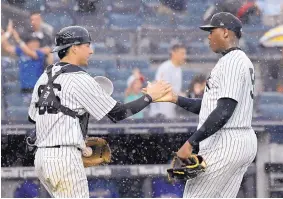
[28,64,116,149]
[198,50,255,129]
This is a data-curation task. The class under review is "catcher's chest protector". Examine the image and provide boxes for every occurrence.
[36,63,90,138]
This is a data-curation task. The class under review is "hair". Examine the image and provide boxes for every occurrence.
[187,74,207,95]
[30,11,41,17]
[58,46,71,59]
[171,44,186,52]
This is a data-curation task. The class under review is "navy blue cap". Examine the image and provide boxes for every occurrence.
[199,12,243,38]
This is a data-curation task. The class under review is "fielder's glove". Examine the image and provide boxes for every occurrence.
[82,137,111,168]
[167,153,207,181]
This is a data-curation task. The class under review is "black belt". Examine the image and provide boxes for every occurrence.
[40,145,81,151]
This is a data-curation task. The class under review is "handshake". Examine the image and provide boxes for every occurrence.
[142,80,178,103]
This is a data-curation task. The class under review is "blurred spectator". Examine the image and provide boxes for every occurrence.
[150,44,186,119]
[28,11,54,65]
[160,0,187,13]
[124,68,145,119]
[29,11,53,44]
[14,180,39,198]
[6,0,26,8]
[76,0,98,13]
[203,0,261,24]
[1,20,50,93]
[257,0,283,26]
[186,74,206,98]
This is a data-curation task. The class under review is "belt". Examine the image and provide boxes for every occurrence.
[40,145,81,151]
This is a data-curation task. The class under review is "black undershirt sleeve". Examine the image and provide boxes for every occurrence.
[107,94,152,123]
[176,96,202,114]
[188,98,238,147]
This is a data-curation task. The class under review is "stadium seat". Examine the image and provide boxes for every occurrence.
[2,68,19,83]
[88,59,117,70]
[107,13,143,29]
[6,106,29,121]
[86,68,106,77]
[4,93,32,107]
[112,92,125,102]
[142,0,160,8]
[140,68,156,81]
[41,9,76,31]
[110,0,142,14]
[183,70,198,81]
[143,15,175,28]
[112,80,127,93]
[93,43,113,55]
[3,81,21,94]
[257,105,283,120]
[1,57,17,70]
[24,0,46,11]
[119,58,150,70]
[257,92,283,105]
[106,68,132,81]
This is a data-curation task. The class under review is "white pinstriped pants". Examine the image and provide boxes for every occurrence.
[34,147,89,198]
[183,129,257,198]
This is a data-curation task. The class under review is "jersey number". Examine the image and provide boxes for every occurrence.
[38,84,61,115]
[249,68,255,99]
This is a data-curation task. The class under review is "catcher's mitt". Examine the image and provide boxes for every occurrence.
[167,153,207,181]
[82,137,111,168]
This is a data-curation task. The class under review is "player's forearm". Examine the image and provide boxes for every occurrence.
[188,98,237,147]
[175,96,202,114]
[107,94,152,122]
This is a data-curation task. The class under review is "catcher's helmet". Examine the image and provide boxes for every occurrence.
[52,26,92,53]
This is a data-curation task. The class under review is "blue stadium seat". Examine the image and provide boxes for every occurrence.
[143,15,175,28]
[1,57,17,70]
[257,105,283,120]
[3,81,21,94]
[4,93,32,107]
[119,58,150,70]
[111,0,142,13]
[140,68,156,81]
[42,9,75,31]
[6,106,29,121]
[112,80,127,93]
[24,0,46,11]
[2,67,19,82]
[107,13,143,29]
[106,68,132,81]
[93,43,113,55]
[183,70,198,81]
[257,92,283,105]
[142,0,160,8]
[86,68,106,77]
[88,59,117,70]
[112,92,125,102]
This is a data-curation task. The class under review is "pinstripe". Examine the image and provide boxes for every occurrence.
[184,50,257,197]
[29,62,116,197]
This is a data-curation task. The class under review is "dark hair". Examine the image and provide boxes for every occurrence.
[58,47,71,59]
[171,44,186,52]
[187,74,207,97]
[30,11,41,17]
